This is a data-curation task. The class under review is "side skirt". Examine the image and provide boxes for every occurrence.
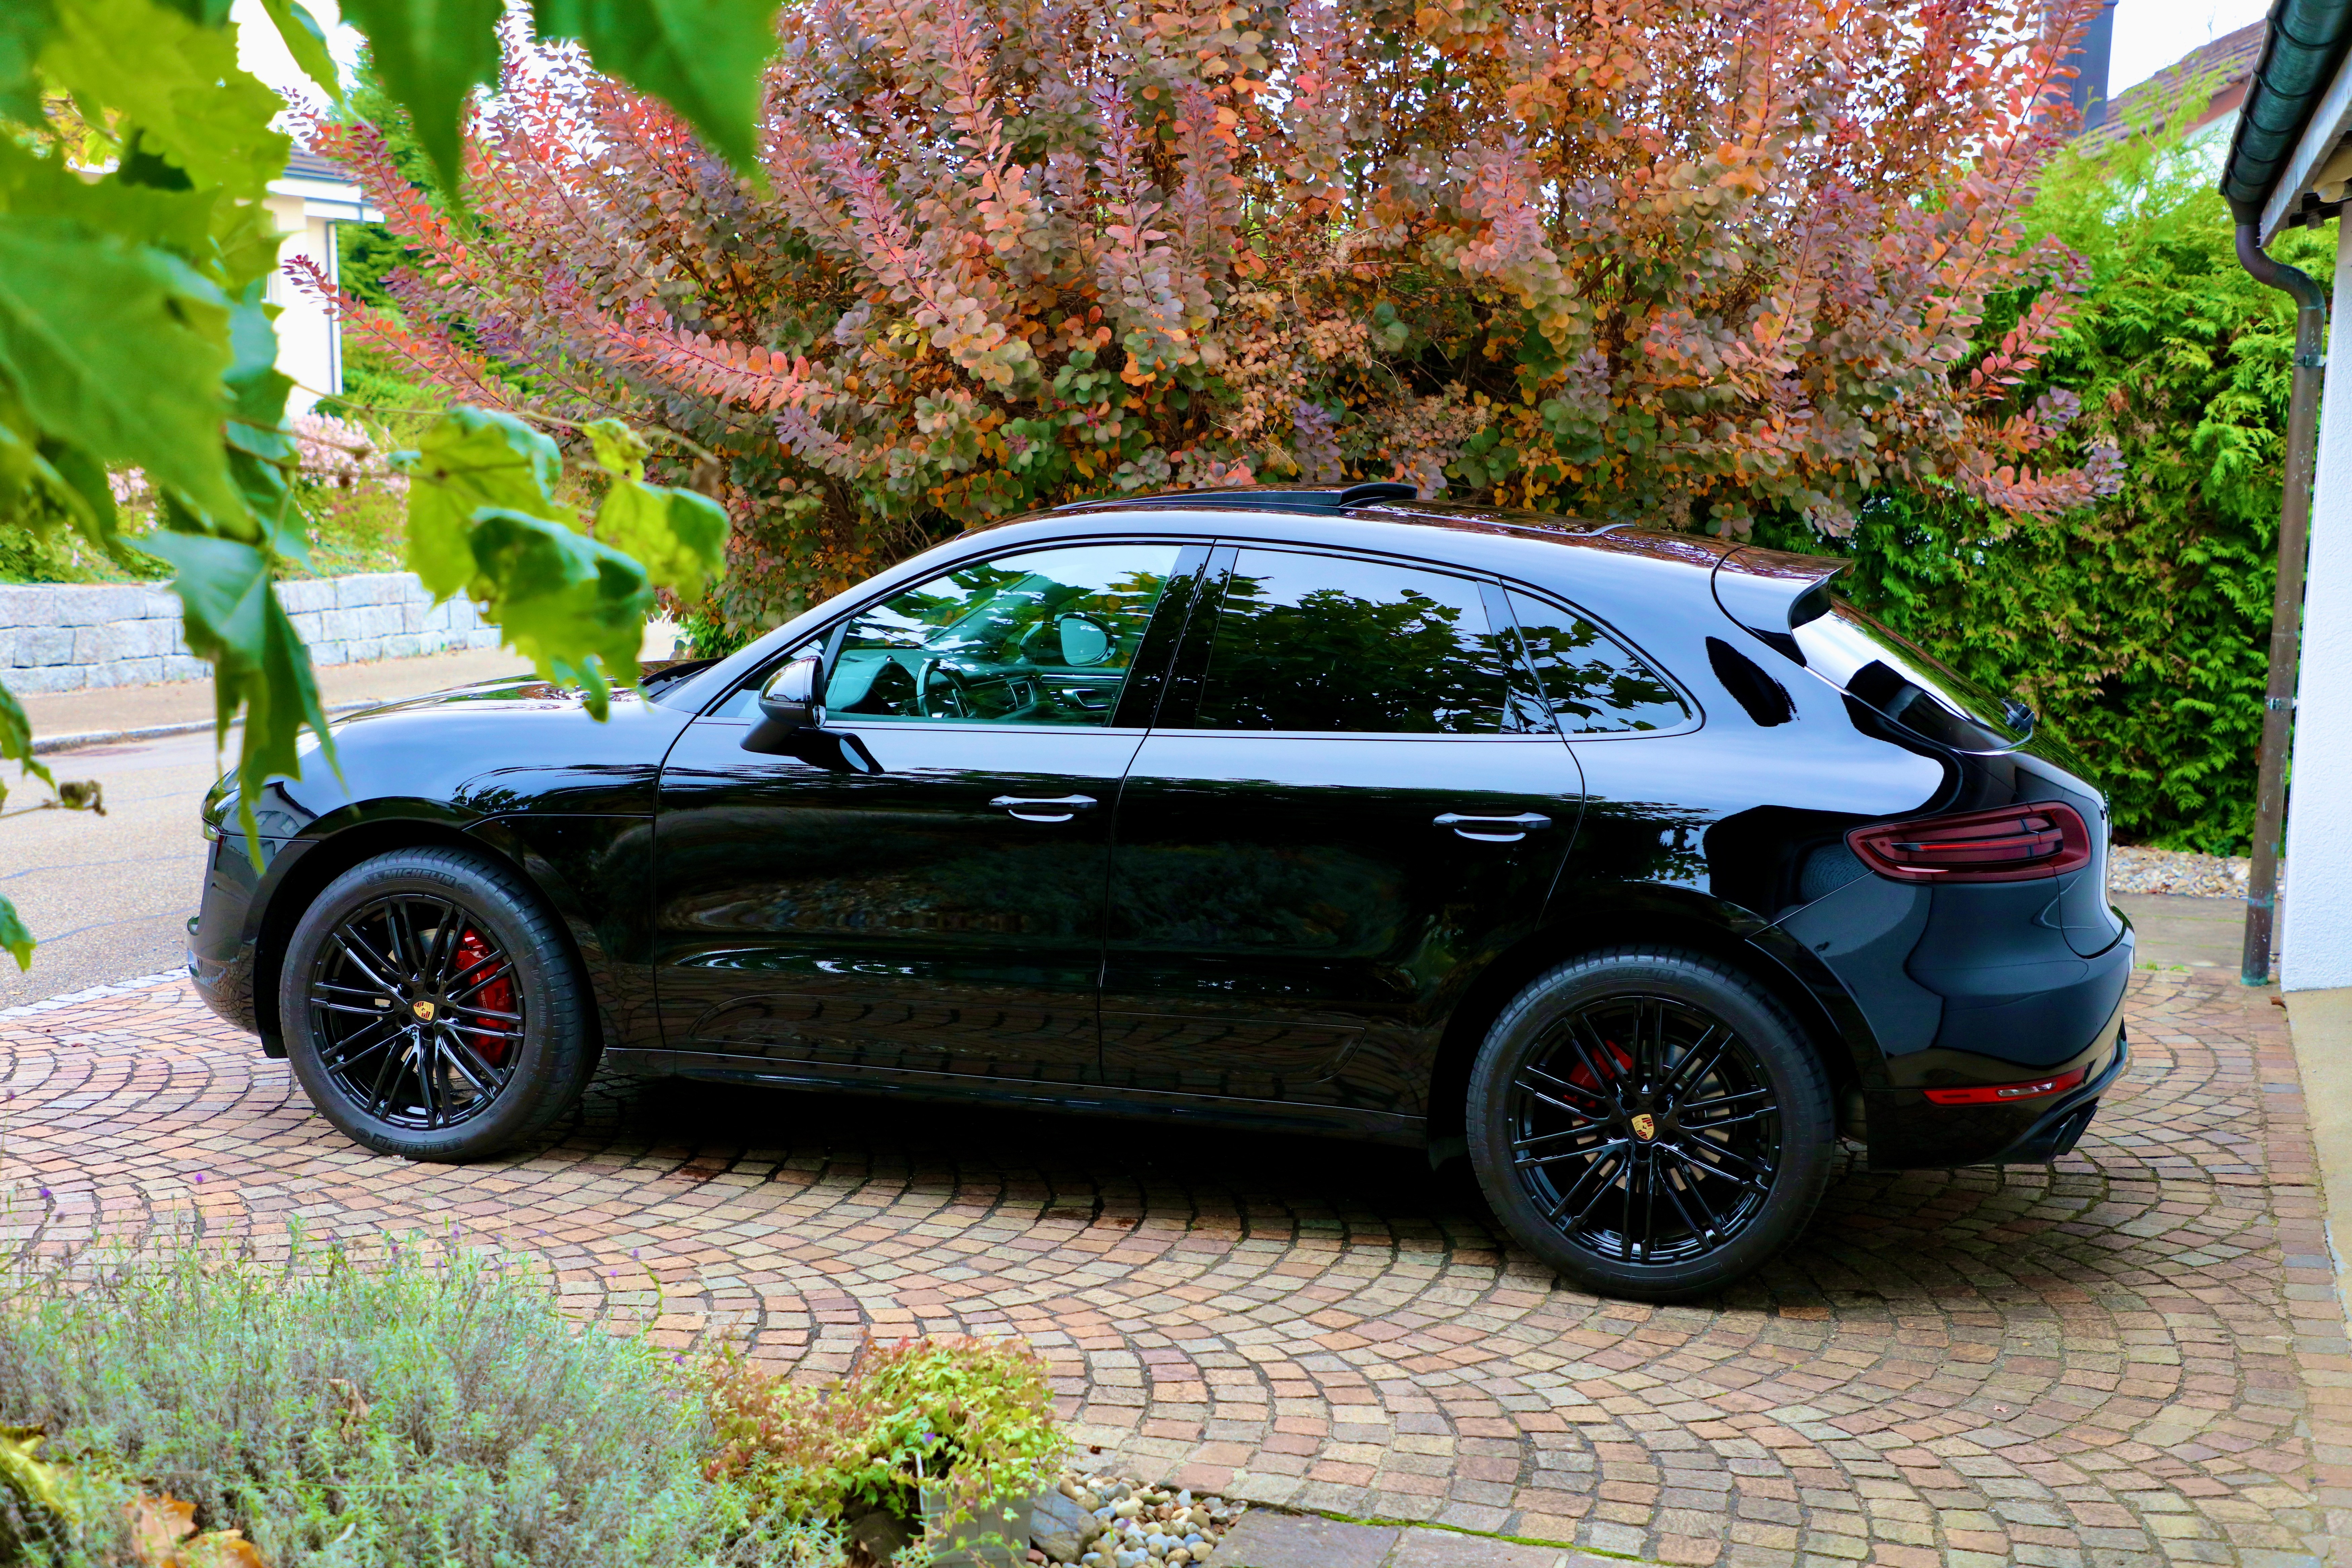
[600,1047,1427,1146]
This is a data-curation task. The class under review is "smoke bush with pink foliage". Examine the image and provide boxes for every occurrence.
[299,0,2121,639]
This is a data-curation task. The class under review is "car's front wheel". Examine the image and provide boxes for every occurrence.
[1467,948,1834,1301]
[277,846,595,1161]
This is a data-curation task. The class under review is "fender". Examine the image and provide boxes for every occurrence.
[223,794,486,953]
[466,813,666,1054]
[1582,880,1893,1092]
[1422,879,1891,1145]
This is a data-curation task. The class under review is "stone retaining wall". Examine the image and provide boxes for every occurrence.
[0,573,501,695]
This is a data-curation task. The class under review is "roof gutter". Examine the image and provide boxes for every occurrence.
[2221,0,2352,225]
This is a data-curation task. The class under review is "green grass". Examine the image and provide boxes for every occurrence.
[0,1235,842,1568]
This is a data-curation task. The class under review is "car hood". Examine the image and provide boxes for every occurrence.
[206,675,696,834]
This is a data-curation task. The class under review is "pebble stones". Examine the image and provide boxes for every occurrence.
[2108,845,2253,900]
[1049,1473,1242,1568]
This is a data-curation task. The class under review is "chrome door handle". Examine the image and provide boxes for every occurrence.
[991,794,1097,823]
[1435,811,1552,843]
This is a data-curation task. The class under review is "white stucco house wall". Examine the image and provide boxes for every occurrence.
[232,0,374,413]
[264,149,375,413]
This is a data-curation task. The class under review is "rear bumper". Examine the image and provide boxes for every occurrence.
[1979,1027,2129,1163]
[1864,978,2130,1169]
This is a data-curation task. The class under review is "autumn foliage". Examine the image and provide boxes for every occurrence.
[305,0,2120,636]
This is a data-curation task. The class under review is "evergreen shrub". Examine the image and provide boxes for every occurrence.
[1760,124,2331,852]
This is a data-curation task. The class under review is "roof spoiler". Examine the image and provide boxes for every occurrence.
[1709,544,1848,661]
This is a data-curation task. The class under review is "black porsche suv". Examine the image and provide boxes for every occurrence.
[190,484,2132,1299]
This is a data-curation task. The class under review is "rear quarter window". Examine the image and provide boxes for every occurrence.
[1503,589,1690,735]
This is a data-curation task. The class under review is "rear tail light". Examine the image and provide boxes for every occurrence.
[1923,1065,2088,1105]
[1846,801,2091,883]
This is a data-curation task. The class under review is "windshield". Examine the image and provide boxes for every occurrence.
[1789,599,2032,755]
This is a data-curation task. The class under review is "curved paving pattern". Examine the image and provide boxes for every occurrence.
[2,972,2346,1567]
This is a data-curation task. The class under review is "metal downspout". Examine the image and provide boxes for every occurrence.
[2233,221,2327,987]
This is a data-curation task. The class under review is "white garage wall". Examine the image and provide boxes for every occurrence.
[2280,221,2352,990]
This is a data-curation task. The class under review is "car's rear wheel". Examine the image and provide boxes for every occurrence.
[277,847,594,1161]
[1467,948,1834,1301]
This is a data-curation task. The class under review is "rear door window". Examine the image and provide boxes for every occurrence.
[1192,550,1524,734]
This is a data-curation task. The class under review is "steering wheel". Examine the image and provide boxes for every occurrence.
[916,658,981,718]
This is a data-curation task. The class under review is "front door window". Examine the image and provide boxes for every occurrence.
[827,544,1179,725]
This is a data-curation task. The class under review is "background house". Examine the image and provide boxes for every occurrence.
[233,0,373,414]
[2081,18,2267,158]
[264,148,375,414]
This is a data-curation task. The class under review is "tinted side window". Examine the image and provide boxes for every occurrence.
[1505,589,1690,734]
[707,543,1183,724]
[823,543,1181,725]
[1195,550,1514,734]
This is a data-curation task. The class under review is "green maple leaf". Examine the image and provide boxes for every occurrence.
[583,415,650,481]
[595,477,728,606]
[0,136,222,262]
[530,0,782,177]
[0,895,31,971]
[338,0,505,194]
[222,294,311,569]
[0,678,52,801]
[256,0,344,106]
[0,219,240,526]
[39,0,290,202]
[394,407,569,599]
[140,529,333,860]
[0,0,57,123]
[582,417,728,604]
[467,507,653,718]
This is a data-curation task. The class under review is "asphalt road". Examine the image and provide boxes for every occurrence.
[4,646,541,1009]
[1,727,222,1007]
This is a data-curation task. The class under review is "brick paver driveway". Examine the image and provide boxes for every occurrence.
[3,971,2347,1567]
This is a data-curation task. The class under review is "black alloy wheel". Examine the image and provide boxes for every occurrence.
[279,847,596,1161]
[1468,948,1834,1301]
[1508,995,1778,1262]
[305,894,522,1132]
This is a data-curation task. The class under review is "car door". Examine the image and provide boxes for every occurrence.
[652,539,1202,1085]
[1099,545,1585,1113]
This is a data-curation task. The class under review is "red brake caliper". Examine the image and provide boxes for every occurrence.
[1568,1040,1634,1095]
[451,928,515,1065]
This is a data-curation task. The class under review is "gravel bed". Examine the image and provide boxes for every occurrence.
[1053,1471,1242,1566]
[2108,845,2253,900]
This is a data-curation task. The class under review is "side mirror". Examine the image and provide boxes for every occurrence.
[1057,613,1113,667]
[757,656,824,732]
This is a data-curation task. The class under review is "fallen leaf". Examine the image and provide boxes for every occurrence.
[177,1527,266,1568]
[125,1493,198,1563]
[1,1425,80,1530]
[325,1377,372,1438]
